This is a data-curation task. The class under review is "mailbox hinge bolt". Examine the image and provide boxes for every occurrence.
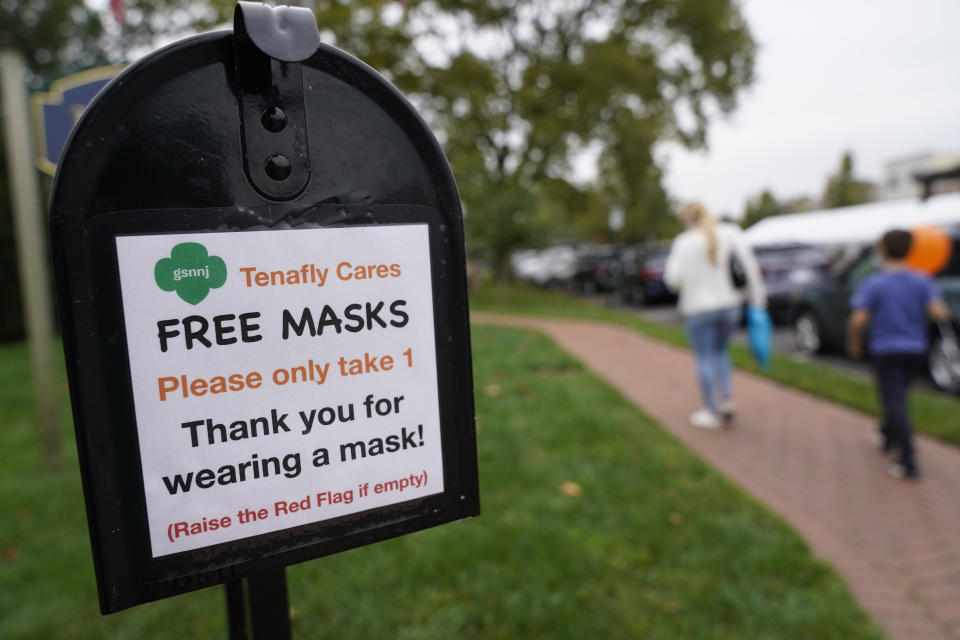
[261,106,288,133]
[265,154,292,181]
[234,1,319,200]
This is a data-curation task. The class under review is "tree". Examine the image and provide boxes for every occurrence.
[741,189,818,230]
[410,0,756,275]
[1,1,227,80]
[741,189,782,228]
[1,1,104,79]
[821,151,873,209]
[784,195,816,214]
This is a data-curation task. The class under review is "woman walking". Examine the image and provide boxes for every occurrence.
[664,203,766,429]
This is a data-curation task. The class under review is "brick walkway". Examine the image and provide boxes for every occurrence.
[475,313,960,640]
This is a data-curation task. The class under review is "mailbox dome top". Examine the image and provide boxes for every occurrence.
[52,26,461,226]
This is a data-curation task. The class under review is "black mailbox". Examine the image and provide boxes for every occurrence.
[50,2,478,614]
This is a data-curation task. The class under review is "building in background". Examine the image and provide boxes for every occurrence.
[878,152,960,201]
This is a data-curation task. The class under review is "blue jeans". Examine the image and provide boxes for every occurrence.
[684,306,741,411]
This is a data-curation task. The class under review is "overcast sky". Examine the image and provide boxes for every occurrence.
[661,0,960,217]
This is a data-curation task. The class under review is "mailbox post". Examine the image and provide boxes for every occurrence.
[1,49,62,467]
[49,2,478,632]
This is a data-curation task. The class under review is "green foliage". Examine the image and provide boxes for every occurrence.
[740,189,823,229]
[464,171,542,276]
[0,0,105,77]
[0,332,883,639]
[739,152,875,231]
[427,0,755,267]
[1,0,224,79]
[741,189,782,228]
[822,151,874,209]
[785,196,817,213]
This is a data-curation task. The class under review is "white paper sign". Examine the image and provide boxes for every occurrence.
[115,225,444,556]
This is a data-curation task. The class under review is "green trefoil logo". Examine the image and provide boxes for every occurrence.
[154,242,227,305]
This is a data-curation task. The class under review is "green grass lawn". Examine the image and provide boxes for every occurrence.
[470,283,960,448]
[1,330,882,639]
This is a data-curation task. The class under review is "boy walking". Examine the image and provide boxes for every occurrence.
[846,229,951,479]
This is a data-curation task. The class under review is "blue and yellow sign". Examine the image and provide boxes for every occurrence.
[31,66,124,176]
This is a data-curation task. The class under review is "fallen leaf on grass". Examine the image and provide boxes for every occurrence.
[3,543,20,562]
[483,384,502,398]
[667,512,684,525]
[561,481,583,497]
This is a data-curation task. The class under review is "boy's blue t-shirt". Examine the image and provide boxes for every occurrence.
[850,269,942,355]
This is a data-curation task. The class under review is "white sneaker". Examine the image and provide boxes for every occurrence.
[689,409,722,430]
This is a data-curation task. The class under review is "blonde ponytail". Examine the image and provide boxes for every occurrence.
[680,202,719,265]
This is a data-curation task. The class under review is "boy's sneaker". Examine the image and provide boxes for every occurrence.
[887,463,919,480]
[689,409,722,430]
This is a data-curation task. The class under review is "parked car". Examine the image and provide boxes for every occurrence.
[752,243,834,324]
[791,228,960,393]
[572,245,623,294]
[510,249,543,283]
[619,245,677,306]
[512,245,579,288]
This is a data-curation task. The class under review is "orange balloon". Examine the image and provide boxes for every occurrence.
[906,226,952,275]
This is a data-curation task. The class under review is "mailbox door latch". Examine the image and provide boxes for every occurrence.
[234,1,320,201]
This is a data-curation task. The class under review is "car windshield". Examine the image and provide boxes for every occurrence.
[845,251,879,286]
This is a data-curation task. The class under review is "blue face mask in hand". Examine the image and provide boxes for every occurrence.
[747,306,772,370]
